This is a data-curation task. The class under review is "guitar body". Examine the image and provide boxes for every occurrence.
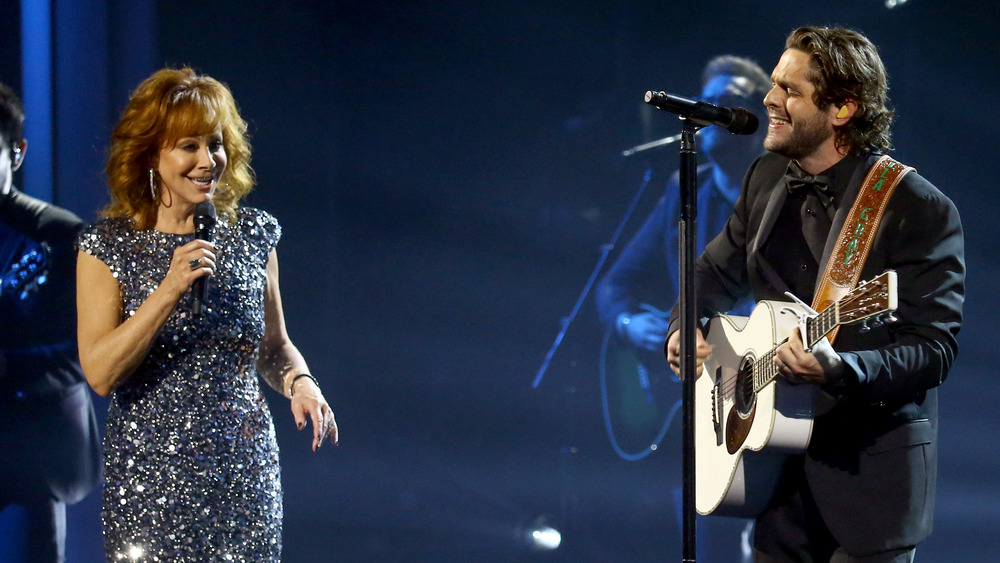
[696,300,815,517]
[600,329,681,459]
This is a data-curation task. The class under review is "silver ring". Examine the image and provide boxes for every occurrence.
[188,258,202,270]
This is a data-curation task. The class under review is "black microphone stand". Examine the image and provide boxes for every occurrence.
[677,118,702,563]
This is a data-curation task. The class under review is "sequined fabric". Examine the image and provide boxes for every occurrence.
[77,208,283,562]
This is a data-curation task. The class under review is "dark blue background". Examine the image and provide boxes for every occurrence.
[3,1,998,561]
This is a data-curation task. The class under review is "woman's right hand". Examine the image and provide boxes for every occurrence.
[161,239,217,299]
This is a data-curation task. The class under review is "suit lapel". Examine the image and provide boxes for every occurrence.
[750,182,788,258]
[748,166,794,295]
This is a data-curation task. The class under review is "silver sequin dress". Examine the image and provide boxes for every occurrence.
[77,207,283,562]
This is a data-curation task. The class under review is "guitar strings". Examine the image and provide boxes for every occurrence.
[715,309,832,397]
[710,280,887,399]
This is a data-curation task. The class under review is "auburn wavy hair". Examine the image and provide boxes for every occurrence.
[104,67,254,228]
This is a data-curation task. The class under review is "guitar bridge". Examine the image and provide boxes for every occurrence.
[712,366,724,447]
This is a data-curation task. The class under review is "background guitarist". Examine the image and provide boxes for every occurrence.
[595,55,770,562]
[596,54,768,353]
[665,27,965,563]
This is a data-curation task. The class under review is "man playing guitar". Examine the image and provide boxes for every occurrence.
[666,27,964,563]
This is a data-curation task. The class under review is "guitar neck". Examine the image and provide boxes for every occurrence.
[805,306,839,348]
[752,306,839,393]
[741,271,895,395]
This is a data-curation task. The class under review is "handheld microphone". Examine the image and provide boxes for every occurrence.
[192,200,217,316]
[644,91,759,135]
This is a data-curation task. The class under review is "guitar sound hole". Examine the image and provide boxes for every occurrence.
[733,355,756,417]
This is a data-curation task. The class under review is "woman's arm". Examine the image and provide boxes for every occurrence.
[257,249,338,450]
[256,249,310,396]
[76,239,216,396]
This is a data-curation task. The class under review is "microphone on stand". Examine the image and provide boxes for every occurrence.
[644,90,759,135]
[192,200,217,316]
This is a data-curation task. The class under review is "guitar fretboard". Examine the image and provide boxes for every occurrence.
[751,305,839,393]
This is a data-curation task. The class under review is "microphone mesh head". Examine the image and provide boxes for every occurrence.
[194,201,217,223]
[729,108,759,135]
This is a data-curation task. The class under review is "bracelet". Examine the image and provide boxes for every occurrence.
[288,373,320,398]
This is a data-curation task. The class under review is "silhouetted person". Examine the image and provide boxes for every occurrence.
[0,82,101,562]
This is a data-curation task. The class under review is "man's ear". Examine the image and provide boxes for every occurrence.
[832,101,858,124]
[11,139,27,171]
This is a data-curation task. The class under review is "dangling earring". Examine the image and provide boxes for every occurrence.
[148,168,157,200]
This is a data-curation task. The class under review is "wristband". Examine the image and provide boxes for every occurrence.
[288,373,320,398]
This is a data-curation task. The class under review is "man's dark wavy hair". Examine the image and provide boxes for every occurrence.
[786,26,894,154]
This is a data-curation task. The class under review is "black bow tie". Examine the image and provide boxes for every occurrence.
[786,170,834,208]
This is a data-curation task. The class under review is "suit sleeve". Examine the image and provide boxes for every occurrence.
[595,191,673,331]
[0,187,84,244]
[0,188,84,306]
[836,174,965,403]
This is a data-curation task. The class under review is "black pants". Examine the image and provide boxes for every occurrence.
[753,460,915,563]
[0,385,94,563]
[754,546,915,562]
[0,497,66,563]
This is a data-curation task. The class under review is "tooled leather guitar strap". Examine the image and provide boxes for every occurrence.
[811,154,913,343]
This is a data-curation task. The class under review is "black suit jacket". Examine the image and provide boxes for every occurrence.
[1,187,101,505]
[682,152,965,555]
